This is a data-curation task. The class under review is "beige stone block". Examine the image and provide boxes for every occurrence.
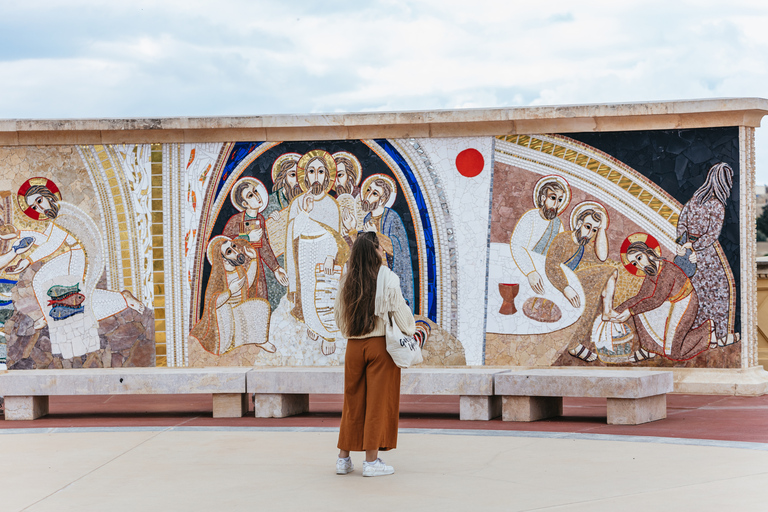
[494,369,673,399]
[514,117,598,134]
[181,128,268,143]
[429,121,516,138]
[425,108,507,124]
[246,367,344,394]
[165,116,263,130]
[253,393,309,418]
[212,393,248,418]
[262,114,346,128]
[607,395,667,425]
[17,130,102,145]
[0,368,249,395]
[401,368,500,395]
[502,396,563,422]
[343,112,399,126]
[99,129,185,144]
[346,124,430,140]
[4,395,49,420]
[671,367,768,396]
[0,131,19,145]
[459,395,501,421]
[265,126,350,141]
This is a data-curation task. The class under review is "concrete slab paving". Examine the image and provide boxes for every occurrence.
[1,428,766,512]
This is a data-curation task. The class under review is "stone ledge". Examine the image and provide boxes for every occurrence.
[246,367,506,395]
[0,368,249,395]
[1,98,765,145]
[494,369,673,399]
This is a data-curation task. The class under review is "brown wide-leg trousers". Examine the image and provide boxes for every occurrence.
[337,336,401,451]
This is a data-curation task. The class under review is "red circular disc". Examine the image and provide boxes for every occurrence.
[455,148,484,178]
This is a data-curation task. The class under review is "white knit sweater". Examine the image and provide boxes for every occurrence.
[334,265,416,339]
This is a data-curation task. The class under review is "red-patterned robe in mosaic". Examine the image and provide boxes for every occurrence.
[222,211,280,301]
[676,199,731,339]
[616,260,711,361]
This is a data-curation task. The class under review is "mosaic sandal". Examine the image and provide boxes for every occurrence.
[569,344,597,363]
[630,348,655,363]
[712,333,739,349]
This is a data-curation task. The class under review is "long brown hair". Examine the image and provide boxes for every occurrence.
[340,231,381,336]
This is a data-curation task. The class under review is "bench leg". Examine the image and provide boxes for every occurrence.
[502,396,562,422]
[212,393,249,418]
[460,395,501,421]
[607,395,666,425]
[4,396,49,420]
[253,393,309,418]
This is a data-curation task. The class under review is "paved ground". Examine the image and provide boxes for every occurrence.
[1,394,767,511]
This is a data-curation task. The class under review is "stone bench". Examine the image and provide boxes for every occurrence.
[246,367,506,421]
[494,369,674,425]
[0,368,251,420]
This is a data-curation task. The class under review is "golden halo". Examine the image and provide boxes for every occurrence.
[569,201,609,231]
[229,177,269,213]
[620,232,661,277]
[296,150,337,194]
[331,151,363,189]
[532,175,571,214]
[270,153,301,184]
[361,174,398,209]
[206,235,231,266]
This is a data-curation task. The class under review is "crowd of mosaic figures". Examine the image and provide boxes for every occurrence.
[506,162,739,364]
[190,149,424,358]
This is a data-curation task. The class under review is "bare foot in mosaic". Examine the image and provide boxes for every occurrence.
[569,344,597,362]
[307,328,319,341]
[122,290,146,314]
[258,341,277,353]
[321,339,336,355]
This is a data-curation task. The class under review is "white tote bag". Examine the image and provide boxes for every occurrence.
[385,312,423,369]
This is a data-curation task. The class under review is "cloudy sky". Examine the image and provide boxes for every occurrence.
[1,0,767,181]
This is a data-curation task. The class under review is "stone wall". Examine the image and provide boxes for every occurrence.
[0,99,763,378]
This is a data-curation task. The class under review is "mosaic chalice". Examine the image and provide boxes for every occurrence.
[498,283,520,315]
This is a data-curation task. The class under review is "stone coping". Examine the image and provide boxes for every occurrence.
[0,367,249,395]
[246,367,505,395]
[494,369,673,399]
[1,98,765,145]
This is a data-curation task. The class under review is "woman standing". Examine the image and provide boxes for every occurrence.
[333,231,415,477]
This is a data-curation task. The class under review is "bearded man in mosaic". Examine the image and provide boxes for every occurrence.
[544,203,616,363]
[284,150,356,356]
[675,162,738,347]
[360,174,415,311]
[3,178,145,359]
[264,153,302,219]
[191,236,276,355]
[509,176,570,295]
[332,154,361,198]
[613,240,715,362]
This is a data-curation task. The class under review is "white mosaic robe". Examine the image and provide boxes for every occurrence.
[509,208,563,276]
[21,204,129,359]
[285,193,345,341]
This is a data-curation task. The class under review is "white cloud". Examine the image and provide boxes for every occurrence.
[1,0,767,179]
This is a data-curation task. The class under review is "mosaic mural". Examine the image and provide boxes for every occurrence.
[0,128,745,370]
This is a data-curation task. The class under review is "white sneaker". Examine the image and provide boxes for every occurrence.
[336,457,354,475]
[362,458,394,477]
